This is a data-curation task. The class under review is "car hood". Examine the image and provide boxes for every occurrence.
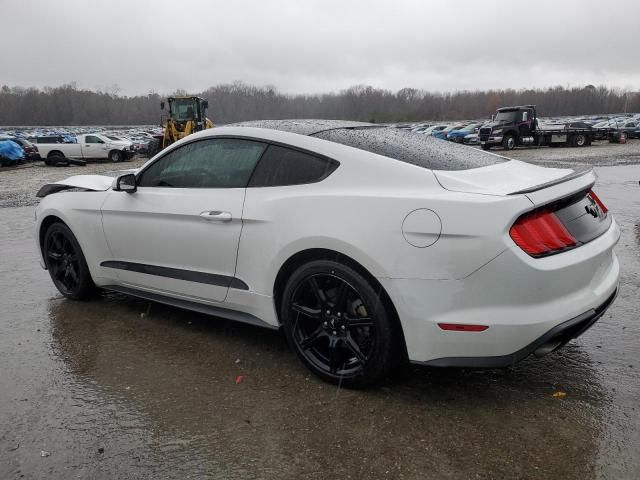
[36,170,137,198]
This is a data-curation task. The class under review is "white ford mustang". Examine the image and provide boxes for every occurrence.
[35,120,620,387]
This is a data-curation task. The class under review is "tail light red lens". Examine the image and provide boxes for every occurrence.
[510,210,577,256]
[588,190,608,214]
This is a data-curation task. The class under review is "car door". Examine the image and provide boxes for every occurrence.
[83,135,109,159]
[101,137,267,302]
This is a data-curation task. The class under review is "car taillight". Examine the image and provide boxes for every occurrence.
[588,189,608,214]
[510,210,577,257]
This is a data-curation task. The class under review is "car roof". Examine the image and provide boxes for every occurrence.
[228,119,374,136]
[227,119,507,171]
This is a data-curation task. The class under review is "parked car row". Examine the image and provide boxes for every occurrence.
[0,136,44,166]
[0,125,163,166]
[394,111,640,147]
[396,121,486,144]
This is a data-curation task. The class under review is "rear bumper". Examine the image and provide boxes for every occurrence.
[381,218,621,364]
[421,287,618,367]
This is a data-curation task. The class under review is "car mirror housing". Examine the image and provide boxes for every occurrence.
[113,173,137,193]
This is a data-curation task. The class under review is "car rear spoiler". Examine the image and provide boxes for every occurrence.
[508,167,594,195]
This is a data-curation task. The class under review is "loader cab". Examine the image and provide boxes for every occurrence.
[158,95,213,150]
[164,96,209,132]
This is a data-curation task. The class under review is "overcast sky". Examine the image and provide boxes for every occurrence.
[3,0,639,96]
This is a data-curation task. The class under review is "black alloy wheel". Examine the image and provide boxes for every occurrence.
[281,260,397,387]
[44,223,96,300]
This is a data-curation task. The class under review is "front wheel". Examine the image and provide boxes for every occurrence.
[481,143,491,151]
[281,260,398,388]
[502,134,516,150]
[147,138,161,157]
[43,222,96,300]
[109,150,123,162]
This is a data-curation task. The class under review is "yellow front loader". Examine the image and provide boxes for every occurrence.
[148,96,214,156]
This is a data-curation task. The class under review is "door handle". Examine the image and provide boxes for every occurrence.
[200,211,232,222]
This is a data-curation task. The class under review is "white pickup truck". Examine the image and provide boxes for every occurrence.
[35,133,135,166]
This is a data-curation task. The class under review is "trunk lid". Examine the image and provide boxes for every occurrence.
[433,159,595,202]
[434,159,609,256]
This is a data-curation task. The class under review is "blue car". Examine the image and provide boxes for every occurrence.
[432,124,464,140]
[447,123,484,143]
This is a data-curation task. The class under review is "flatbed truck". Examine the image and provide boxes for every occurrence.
[479,105,614,150]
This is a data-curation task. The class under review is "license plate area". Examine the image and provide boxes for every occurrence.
[555,191,611,244]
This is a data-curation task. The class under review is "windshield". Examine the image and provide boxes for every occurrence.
[494,111,519,122]
[106,136,121,141]
[170,99,198,121]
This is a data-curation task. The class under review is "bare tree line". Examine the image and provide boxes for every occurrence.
[1,82,638,126]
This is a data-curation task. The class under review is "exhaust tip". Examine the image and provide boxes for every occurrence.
[534,340,563,358]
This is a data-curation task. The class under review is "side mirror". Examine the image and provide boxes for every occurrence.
[160,101,165,110]
[113,173,137,193]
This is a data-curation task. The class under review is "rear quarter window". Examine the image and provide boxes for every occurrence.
[313,127,507,171]
[248,145,338,187]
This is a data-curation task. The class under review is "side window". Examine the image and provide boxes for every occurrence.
[137,138,266,188]
[85,135,101,144]
[248,145,338,187]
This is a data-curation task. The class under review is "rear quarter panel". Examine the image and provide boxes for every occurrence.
[235,143,534,300]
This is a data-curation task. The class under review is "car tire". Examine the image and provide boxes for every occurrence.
[571,134,587,147]
[109,150,123,163]
[481,144,491,151]
[280,259,398,388]
[47,152,65,166]
[502,134,516,150]
[43,222,97,300]
[147,138,161,157]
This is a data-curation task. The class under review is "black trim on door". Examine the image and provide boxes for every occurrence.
[100,260,249,290]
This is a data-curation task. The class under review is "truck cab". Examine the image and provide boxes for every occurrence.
[479,105,537,150]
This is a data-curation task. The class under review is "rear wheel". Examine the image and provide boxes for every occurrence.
[572,134,587,147]
[502,134,516,150]
[281,260,397,388]
[47,152,65,166]
[43,222,96,300]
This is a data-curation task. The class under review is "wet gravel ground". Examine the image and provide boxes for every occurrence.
[493,139,640,169]
[0,146,639,479]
